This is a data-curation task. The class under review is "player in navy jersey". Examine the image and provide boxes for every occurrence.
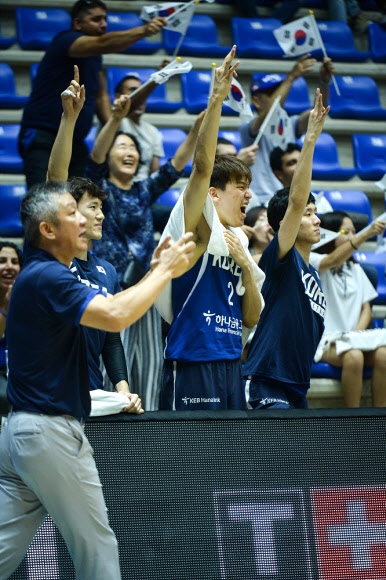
[157,47,265,412]
[243,88,329,409]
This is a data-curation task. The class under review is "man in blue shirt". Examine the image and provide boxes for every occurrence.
[19,0,166,188]
[0,180,194,578]
[243,89,329,409]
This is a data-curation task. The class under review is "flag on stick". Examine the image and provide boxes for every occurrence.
[141,1,195,35]
[254,96,291,148]
[223,77,254,121]
[273,13,340,95]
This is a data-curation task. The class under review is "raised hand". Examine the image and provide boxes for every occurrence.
[158,232,196,278]
[61,64,85,119]
[306,88,330,140]
[111,94,131,121]
[212,45,240,102]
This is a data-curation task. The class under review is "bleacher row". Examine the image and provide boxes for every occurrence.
[0,0,386,407]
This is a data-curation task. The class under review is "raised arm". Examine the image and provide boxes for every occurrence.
[317,219,386,273]
[47,65,85,182]
[183,46,239,237]
[90,94,131,164]
[80,233,196,332]
[249,54,316,138]
[68,17,166,58]
[171,110,206,173]
[278,88,329,259]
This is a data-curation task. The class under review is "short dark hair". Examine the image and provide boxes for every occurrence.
[209,155,251,190]
[67,176,107,203]
[267,187,315,233]
[70,0,106,20]
[313,210,350,255]
[114,74,142,96]
[20,181,69,247]
[0,241,22,267]
[269,143,302,173]
[244,205,267,228]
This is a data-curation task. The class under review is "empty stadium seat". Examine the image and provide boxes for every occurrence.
[322,190,373,224]
[328,75,386,120]
[354,251,386,305]
[315,20,371,62]
[156,188,181,207]
[163,15,231,57]
[352,134,386,181]
[218,130,242,151]
[298,132,356,181]
[85,125,97,153]
[231,17,284,59]
[159,128,192,176]
[106,13,162,54]
[0,184,26,237]
[180,70,236,116]
[368,22,386,63]
[0,21,16,49]
[0,63,28,109]
[106,67,182,114]
[16,7,71,50]
[251,72,311,115]
[0,124,23,174]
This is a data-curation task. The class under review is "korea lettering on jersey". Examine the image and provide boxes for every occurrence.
[203,254,243,340]
[302,268,326,318]
[70,263,108,296]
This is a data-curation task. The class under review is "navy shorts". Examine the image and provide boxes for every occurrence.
[160,359,247,411]
[244,376,308,409]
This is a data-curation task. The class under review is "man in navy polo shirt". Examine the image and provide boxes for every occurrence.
[0,181,194,578]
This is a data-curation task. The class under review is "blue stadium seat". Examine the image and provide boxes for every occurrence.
[354,251,386,305]
[180,70,236,116]
[163,15,231,57]
[0,63,28,109]
[322,190,373,224]
[314,20,371,62]
[298,132,356,181]
[85,125,97,153]
[0,124,23,173]
[251,72,311,115]
[16,7,71,50]
[328,75,386,120]
[106,13,162,54]
[106,66,182,114]
[156,188,181,207]
[368,23,386,63]
[0,184,26,237]
[231,17,284,59]
[352,134,386,181]
[218,130,242,151]
[159,128,192,176]
[311,362,372,380]
[0,21,16,49]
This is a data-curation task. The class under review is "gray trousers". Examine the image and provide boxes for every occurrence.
[0,412,121,579]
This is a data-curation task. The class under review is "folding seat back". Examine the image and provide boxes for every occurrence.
[0,63,28,109]
[352,134,386,181]
[159,128,192,176]
[0,184,26,237]
[354,251,386,305]
[232,17,284,59]
[322,189,373,224]
[163,15,231,57]
[16,7,71,50]
[0,124,23,174]
[368,22,386,63]
[156,188,181,207]
[181,70,236,116]
[328,75,386,120]
[316,20,371,62]
[298,132,356,180]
